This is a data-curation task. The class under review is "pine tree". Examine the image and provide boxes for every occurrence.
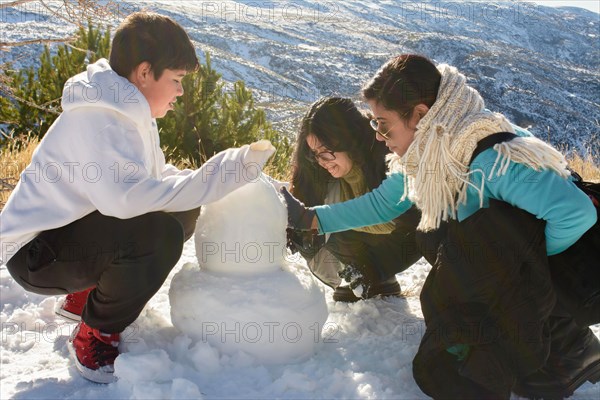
[1,25,292,177]
[0,22,111,138]
[158,52,292,176]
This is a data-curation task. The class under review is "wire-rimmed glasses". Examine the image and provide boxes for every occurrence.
[369,119,398,140]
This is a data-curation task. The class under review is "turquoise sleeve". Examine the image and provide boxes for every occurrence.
[313,172,414,234]
[472,149,596,255]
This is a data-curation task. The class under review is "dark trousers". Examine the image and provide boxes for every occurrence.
[6,208,200,333]
[297,205,422,287]
[413,200,554,398]
[326,225,421,281]
[327,205,422,280]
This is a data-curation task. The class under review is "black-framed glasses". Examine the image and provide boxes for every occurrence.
[369,118,398,140]
[306,149,336,164]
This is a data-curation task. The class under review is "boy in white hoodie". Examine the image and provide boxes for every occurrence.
[0,12,274,383]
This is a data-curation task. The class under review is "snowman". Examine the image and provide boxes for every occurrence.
[169,173,329,364]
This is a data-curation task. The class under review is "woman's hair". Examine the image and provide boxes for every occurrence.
[362,54,441,120]
[110,12,199,80]
[290,97,389,206]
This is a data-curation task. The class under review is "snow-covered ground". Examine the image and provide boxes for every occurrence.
[1,242,599,399]
[1,1,599,398]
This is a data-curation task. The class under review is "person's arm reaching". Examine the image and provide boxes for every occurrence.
[78,125,275,218]
[282,172,414,234]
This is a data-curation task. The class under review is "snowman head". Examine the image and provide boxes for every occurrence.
[195,174,288,274]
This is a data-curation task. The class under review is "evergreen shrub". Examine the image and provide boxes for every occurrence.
[1,23,292,177]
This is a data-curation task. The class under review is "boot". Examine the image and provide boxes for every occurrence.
[513,317,600,399]
[333,276,401,302]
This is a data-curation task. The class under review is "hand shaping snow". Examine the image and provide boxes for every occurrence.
[280,187,318,231]
[244,139,276,167]
[233,139,276,182]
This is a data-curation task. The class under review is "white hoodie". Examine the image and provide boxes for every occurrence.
[0,59,274,264]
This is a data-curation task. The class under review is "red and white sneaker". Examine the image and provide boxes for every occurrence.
[55,287,94,321]
[67,321,120,383]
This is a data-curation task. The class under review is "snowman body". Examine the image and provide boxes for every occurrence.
[170,175,328,364]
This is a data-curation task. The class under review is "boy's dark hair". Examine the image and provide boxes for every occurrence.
[290,97,389,206]
[362,54,440,120]
[110,12,200,80]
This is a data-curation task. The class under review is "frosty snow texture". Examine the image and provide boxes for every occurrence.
[170,174,329,364]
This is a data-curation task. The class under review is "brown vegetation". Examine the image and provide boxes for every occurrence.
[1,135,597,211]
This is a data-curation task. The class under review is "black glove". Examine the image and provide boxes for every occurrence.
[280,187,318,231]
[286,228,326,258]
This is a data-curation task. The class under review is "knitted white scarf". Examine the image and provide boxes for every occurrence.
[387,64,570,231]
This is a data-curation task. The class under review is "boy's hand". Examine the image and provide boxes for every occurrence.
[240,140,275,182]
[280,187,317,231]
[249,139,275,152]
[243,139,276,170]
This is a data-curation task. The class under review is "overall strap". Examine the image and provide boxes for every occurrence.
[469,132,518,165]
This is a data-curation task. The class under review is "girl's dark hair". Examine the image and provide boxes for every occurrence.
[290,97,389,206]
[362,54,441,120]
[110,12,199,80]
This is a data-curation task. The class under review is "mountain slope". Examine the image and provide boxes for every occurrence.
[1,1,598,155]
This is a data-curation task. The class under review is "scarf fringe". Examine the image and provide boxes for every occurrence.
[409,135,570,232]
[489,137,570,180]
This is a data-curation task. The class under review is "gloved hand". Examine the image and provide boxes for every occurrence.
[279,187,318,231]
[286,228,325,258]
[243,139,276,168]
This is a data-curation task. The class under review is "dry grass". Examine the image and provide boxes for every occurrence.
[0,135,40,209]
[0,136,597,211]
[568,152,600,183]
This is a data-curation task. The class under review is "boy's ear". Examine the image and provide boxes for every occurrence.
[129,61,153,88]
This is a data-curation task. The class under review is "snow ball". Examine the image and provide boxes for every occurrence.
[128,379,202,400]
[170,262,328,365]
[170,378,204,399]
[194,173,287,274]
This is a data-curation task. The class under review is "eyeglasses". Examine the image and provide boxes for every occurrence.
[369,118,398,140]
[306,149,336,164]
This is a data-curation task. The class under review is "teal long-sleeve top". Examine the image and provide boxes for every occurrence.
[314,140,596,257]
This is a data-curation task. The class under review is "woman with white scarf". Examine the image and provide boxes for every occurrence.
[281,54,599,399]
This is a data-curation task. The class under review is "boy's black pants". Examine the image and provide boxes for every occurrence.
[6,208,200,333]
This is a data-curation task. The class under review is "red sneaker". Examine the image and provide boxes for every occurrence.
[67,321,120,383]
[55,287,94,321]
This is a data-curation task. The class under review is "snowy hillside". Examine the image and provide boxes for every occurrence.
[1,0,598,156]
[1,1,599,399]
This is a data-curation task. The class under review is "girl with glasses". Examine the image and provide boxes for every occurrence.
[282,55,599,398]
[288,97,422,302]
